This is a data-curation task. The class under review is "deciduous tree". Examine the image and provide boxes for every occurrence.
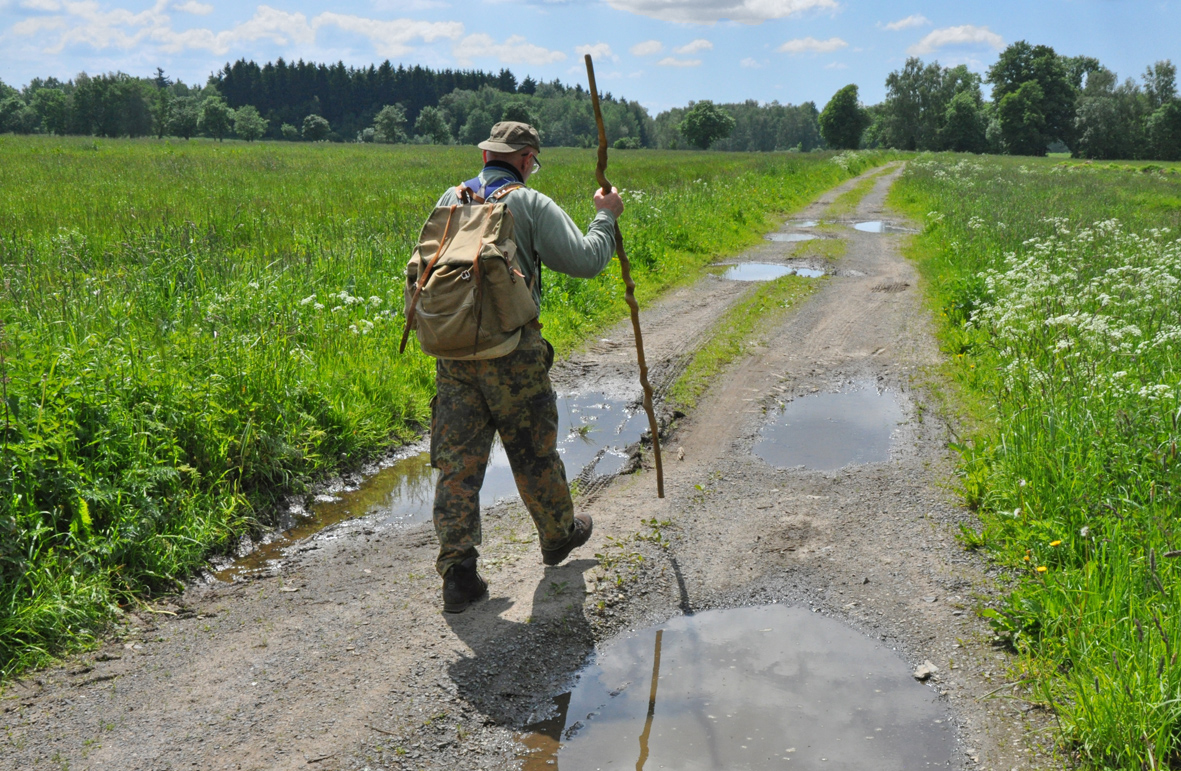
[413,105,451,144]
[199,94,233,141]
[988,41,1078,154]
[302,113,330,141]
[819,84,868,150]
[233,104,267,141]
[373,104,407,143]
[678,100,735,150]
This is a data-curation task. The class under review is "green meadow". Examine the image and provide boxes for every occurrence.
[891,155,1181,768]
[0,135,886,677]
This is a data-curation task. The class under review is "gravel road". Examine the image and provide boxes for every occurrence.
[0,164,1056,771]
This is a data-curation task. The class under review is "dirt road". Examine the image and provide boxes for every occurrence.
[0,165,1054,771]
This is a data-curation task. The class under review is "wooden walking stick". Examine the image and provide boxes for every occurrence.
[585,54,664,499]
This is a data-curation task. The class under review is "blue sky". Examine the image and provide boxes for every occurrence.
[2,0,1178,113]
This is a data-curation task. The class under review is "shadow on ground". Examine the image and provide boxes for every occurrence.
[444,558,597,727]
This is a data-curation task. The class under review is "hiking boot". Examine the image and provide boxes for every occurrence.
[442,557,488,614]
[541,514,594,566]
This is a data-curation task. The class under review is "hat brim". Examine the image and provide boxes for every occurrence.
[478,140,541,153]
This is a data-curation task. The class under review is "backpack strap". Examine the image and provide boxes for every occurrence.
[399,204,459,354]
[458,177,523,204]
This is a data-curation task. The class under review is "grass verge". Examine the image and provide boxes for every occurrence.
[669,274,820,411]
[792,237,847,261]
[826,164,892,217]
[889,153,1181,769]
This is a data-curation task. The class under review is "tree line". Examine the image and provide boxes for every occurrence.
[2,41,1178,160]
[848,41,1179,160]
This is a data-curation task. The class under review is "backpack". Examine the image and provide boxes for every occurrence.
[400,178,539,359]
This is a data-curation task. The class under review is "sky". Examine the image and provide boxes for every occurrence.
[2,0,1178,114]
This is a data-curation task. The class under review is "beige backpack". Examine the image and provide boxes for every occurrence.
[400,182,539,359]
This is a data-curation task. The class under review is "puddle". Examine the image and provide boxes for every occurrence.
[789,220,819,227]
[721,263,826,281]
[518,605,952,770]
[754,383,904,470]
[215,392,645,581]
[765,232,819,242]
[853,221,918,234]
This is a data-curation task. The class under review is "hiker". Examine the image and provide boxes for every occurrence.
[417,121,624,613]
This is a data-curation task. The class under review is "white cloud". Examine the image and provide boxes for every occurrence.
[173,0,212,14]
[658,56,700,67]
[907,25,1004,55]
[675,38,712,55]
[824,61,847,69]
[630,39,663,56]
[740,57,763,68]
[20,0,61,10]
[883,13,928,31]
[576,42,618,62]
[605,0,837,25]
[316,13,461,57]
[777,36,847,54]
[455,34,566,66]
[12,2,465,58]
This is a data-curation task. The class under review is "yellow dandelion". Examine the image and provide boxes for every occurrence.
[1036,566,1048,573]
[1050,540,1062,547]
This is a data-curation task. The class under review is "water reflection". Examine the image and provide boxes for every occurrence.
[853,221,918,234]
[721,263,826,282]
[216,391,646,581]
[765,232,819,242]
[754,383,904,470]
[518,605,952,770]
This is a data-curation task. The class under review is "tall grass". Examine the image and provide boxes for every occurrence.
[0,135,890,677]
[890,154,1181,768]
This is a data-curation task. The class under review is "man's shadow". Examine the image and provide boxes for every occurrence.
[443,558,598,730]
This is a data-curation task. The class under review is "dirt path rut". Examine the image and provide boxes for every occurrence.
[1,166,1054,771]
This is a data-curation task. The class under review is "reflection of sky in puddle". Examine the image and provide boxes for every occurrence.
[853,221,918,234]
[790,220,819,227]
[216,392,643,580]
[755,384,904,470]
[722,263,826,281]
[518,605,951,770]
[765,232,818,242]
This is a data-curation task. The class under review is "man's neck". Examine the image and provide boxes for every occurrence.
[484,160,523,183]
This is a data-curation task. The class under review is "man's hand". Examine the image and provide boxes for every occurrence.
[594,186,624,218]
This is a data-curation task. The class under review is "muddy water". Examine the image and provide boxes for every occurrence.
[853,221,918,234]
[518,605,952,770]
[721,263,826,282]
[754,384,904,470]
[765,232,819,242]
[215,392,645,581]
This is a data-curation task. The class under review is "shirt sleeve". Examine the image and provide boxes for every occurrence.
[529,193,617,279]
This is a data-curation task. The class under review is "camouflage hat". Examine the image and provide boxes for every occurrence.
[478,121,542,153]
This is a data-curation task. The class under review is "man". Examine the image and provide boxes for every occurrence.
[430,121,624,613]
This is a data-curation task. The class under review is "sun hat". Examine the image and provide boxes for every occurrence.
[477,121,542,153]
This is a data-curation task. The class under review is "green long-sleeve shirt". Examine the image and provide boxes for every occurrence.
[436,164,617,307]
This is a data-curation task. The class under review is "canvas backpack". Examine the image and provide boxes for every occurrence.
[400,178,539,359]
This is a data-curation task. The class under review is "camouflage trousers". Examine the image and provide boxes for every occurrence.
[431,325,575,577]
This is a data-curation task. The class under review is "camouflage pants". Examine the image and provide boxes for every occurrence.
[431,325,575,577]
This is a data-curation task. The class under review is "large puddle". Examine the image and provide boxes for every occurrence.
[721,263,826,282]
[754,383,904,470]
[215,392,645,581]
[518,605,952,770]
[853,221,918,234]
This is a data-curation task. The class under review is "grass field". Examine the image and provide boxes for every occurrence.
[0,135,890,678]
[890,154,1181,769]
